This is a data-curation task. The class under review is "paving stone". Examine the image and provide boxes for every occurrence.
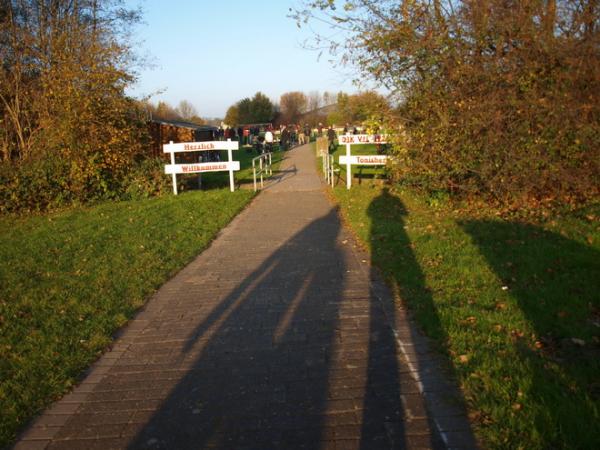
[60,412,132,427]
[30,415,71,428]
[19,426,61,441]
[13,441,50,450]
[53,423,125,440]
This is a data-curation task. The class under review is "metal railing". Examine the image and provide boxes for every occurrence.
[323,153,337,187]
[252,152,273,191]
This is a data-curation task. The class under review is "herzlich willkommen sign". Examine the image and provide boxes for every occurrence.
[164,161,240,174]
[163,139,239,194]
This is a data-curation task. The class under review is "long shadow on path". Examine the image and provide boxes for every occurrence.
[127,207,346,448]
[121,205,410,449]
[122,197,448,449]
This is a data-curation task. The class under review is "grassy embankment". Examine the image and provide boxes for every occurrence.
[326,145,599,449]
[0,168,260,447]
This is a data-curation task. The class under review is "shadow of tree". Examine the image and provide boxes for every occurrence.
[460,220,600,447]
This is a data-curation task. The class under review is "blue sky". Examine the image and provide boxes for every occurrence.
[125,0,359,118]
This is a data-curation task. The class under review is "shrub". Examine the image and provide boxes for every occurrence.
[296,0,600,207]
[123,157,171,200]
[0,155,72,213]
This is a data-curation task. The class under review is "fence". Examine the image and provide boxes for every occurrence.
[322,153,338,187]
[252,152,273,191]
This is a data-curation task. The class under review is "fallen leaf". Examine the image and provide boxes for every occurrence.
[510,329,525,339]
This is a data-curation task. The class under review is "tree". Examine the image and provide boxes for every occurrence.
[0,0,147,210]
[295,1,600,204]
[307,90,322,112]
[176,100,198,122]
[188,115,206,126]
[154,101,180,121]
[322,91,336,106]
[224,92,275,125]
[236,97,252,124]
[249,92,275,123]
[341,91,389,124]
[279,91,308,124]
[224,104,239,126]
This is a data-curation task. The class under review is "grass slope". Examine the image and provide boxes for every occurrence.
[332,184,599,449]
[0,189,254,446]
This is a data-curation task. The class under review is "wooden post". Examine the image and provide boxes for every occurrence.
[346,136,352,190]
[169,141,178,195]
[227,138,234,192]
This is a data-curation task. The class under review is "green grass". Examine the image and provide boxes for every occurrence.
[0,189,254,446]
[331,184,600,449]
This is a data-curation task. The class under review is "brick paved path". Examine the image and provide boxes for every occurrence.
[15,144,477,449]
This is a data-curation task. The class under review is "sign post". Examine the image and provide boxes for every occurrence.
[228,146,234,192]
[169,145,178,195]
[338,134,388,189]
[163,138,240,194]
[345,138,351,189]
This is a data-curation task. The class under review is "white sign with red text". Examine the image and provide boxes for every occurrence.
[163,140,239,153]
[163,139,239,194]
[339,134,387,145]
[339,155,387,166]
[340,134,388,189]
[164,161,240,174]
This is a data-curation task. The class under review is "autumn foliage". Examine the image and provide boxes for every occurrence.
[0,0,149,212]
[297,1,600,206]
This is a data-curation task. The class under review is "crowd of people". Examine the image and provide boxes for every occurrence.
[210,123,317,154]
[207,121,374,157]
